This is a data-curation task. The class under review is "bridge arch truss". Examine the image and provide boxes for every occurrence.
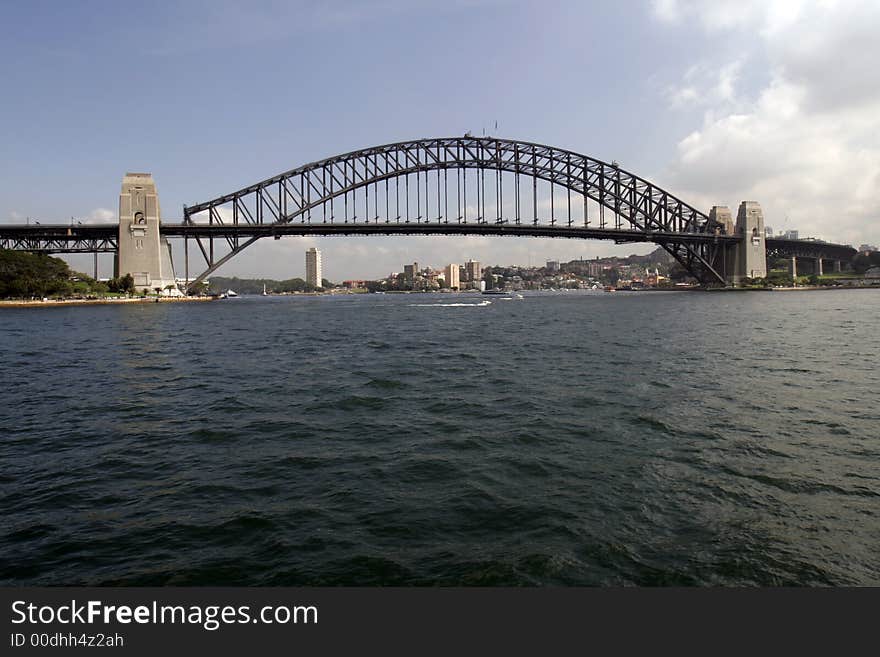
[181,137,729,289]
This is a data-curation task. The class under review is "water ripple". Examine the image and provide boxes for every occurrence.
[1,290,879,585]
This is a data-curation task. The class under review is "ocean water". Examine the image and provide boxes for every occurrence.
[1,289,878,586]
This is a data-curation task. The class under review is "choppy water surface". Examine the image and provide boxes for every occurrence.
[1,289,878,585]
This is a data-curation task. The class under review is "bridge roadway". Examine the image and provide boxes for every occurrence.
[0,221,737,252]
[0,223,119,253]
[0,221,855,260]
[163,221,737,244]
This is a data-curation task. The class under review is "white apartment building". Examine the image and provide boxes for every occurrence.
[445,264,460,290]
[306,247,323,288]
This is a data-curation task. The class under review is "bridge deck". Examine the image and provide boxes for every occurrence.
[0,222,736,243]
[0,224,854,259]
[162,222,737,244]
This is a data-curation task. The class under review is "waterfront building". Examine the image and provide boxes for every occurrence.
[404,262,418,283]
[424,268,441,290]
[306,247,322,288]
[546,260,560,272]
[445,264,460,290]
[465,259,481,282]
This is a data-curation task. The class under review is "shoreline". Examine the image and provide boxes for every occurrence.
[0,296,216,309]
[708,285,880,292]
[4,285,875,307]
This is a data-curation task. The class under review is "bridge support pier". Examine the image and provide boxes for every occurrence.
[725,201,767,285]
[790,256,798,280]
[117,173,179,295]
[834,260,842,273]
[816,257,824,276]
[710,206,737,284]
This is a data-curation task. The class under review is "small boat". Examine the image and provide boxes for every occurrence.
[225,289,239,298]
[481,289,509,295]
[262,284,268,296]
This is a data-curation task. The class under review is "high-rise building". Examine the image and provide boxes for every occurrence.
[403,263,418,283]
[465,259,481,282]
[306,247,322,288]
[445,264,460,290]
[546,260,560,272]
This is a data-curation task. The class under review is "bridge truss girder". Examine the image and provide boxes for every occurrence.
[181,137,727,290]
[765,238,856,261]
[0,232,117,254]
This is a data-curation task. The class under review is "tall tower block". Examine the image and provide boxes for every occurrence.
[305,247,323,288]
[117,173,177,292]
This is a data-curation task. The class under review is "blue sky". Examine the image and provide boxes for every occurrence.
[2,1,878,280]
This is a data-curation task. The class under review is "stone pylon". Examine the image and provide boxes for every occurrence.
[709,206,734,236]
[116,173,178,294]
[717,201,768,285]
[734,201,767,283]
[709,206,736,282]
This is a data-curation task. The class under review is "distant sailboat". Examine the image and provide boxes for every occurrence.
[262,284,268,296]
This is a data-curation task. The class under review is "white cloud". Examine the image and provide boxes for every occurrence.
[654,0,880,246]
[651,0,806,32]
[667,60,743,109]
[84,208,115,223]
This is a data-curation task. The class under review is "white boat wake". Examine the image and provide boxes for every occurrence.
[409,300,493,308]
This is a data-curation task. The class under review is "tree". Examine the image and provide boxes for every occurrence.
[0,250,73,298]
[107,273,135,294]
[121,274,135,294]
[766,270,793,286]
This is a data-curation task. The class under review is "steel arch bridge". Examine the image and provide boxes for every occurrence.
[179,136,733,290]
